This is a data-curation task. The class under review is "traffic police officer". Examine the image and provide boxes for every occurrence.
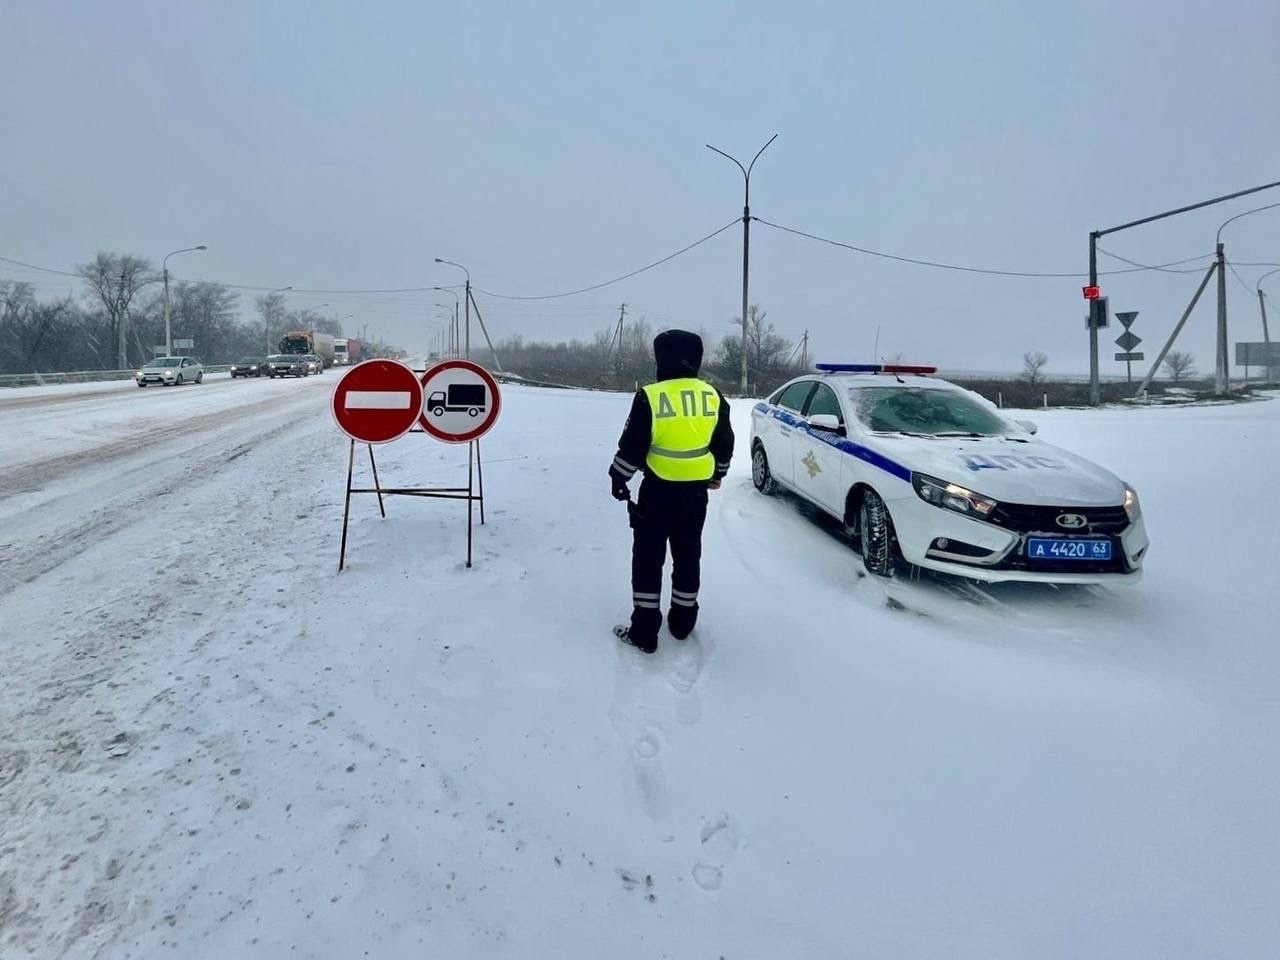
[609,330,734,653]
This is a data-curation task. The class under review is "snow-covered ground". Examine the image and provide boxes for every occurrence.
[1,375,1278,958]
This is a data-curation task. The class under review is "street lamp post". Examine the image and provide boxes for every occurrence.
[265,285,292,354]
[435,308,454,354]
[435,288,461,356]
[162,245,207,356]
[706,134,777,394]
[435,261,471,358]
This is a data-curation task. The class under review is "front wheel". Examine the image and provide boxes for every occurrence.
[859,489,902,578]
[175,374,183,386]
[751,443,777,495]
[196,371,203,384]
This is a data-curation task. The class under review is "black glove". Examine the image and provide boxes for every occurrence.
[611,478,630,501]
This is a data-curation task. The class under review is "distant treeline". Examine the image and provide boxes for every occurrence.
[0,251,396,374]
[495,306,810,396]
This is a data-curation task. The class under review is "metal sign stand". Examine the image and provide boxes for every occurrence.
[337,435,486,572]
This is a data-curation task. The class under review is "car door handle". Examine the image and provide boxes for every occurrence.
[779,428,792,436]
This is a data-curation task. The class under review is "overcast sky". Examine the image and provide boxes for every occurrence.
[3,0,1279,373]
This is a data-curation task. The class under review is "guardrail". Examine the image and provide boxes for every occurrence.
[0,366,232,388]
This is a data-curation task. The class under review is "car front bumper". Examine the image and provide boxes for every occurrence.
[885,493,1149,584]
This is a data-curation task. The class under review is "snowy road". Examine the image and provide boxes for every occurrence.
[1,380,1278,958]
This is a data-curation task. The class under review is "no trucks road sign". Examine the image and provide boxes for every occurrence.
[418,359,503,444]
[331,359,425,444]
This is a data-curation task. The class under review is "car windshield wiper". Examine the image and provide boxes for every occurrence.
[933,431,989,438]
[874,429,935,439]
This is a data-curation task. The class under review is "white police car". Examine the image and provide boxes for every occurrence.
[749,363,1148,583]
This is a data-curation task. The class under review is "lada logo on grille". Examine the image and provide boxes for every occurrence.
[1056,513,1087,529]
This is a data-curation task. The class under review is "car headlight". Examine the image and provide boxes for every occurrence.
[912,473,997,518]
[1123,486,1141,522]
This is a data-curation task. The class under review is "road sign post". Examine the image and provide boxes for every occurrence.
[331,358,501,571]
[1113,311,1141,383]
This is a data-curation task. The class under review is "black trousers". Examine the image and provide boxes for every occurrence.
[629,477,709,643]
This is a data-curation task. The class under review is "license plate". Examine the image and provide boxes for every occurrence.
[1026,538,1112,561]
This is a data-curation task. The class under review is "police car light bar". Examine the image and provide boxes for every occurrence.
[816,362,937,376]
[881,364,938,375]
[815,362,881,373]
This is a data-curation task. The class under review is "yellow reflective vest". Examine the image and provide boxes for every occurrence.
[642,378,720,481]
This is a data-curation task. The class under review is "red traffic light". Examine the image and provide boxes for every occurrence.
[1082,285,1101,300]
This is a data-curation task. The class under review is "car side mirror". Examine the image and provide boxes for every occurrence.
[807,413,844,435]
[1015,418,1038,435]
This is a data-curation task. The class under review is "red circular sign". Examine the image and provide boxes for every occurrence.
[331,359,425,444]
[418,359,502,444]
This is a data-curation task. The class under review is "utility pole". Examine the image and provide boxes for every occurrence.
[1261,290,1274,383]
[801,329,809,369]
[707,134,778,394]
[1259,267,1280,384]
[1215,242,1228,395]
[611,303,627,354]
[1086,177,1280,405]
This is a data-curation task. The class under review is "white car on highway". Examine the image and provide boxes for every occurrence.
[135,356,204,387]
[749,364,1149,583]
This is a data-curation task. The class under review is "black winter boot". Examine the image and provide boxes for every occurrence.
[667,602,698,640]
[613,624,657,654]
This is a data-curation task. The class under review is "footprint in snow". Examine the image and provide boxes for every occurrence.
[630,729,670,820]
[692,812,741,892]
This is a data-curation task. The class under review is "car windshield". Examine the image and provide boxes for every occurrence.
[145,358,182,368]
[267,355,292,362]
[238,358,261,364]
[852,386,1012,436]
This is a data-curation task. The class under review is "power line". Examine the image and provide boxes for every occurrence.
[753,217,1212,279]
[472,219,740,301]
[1227,261,1256,296]
[0,254,82,278]
[1095,246,1215,274]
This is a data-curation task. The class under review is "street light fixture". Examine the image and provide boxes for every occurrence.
[706,134,777,393]
[162,244,207,356]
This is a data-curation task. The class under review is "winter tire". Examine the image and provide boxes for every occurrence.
[859,488,901,578]
[751,442,777,495]
[196,372,203,384]
[175,374,184,386]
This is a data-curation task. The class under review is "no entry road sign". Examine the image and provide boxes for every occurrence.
[331,359,425,444]
[419,359,502,444]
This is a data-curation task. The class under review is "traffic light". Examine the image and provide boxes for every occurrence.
[1088,296,1109,329]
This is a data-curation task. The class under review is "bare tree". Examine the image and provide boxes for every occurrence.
[77,252,154,369]
[1022,351,1049,386]
[255,293,289,355]
[1163,350,1197,382]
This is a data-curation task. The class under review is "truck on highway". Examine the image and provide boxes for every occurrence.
[279,331,335,367]
[333,337,364,366]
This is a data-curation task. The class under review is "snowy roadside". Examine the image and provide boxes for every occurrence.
[1,385,1278,958]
